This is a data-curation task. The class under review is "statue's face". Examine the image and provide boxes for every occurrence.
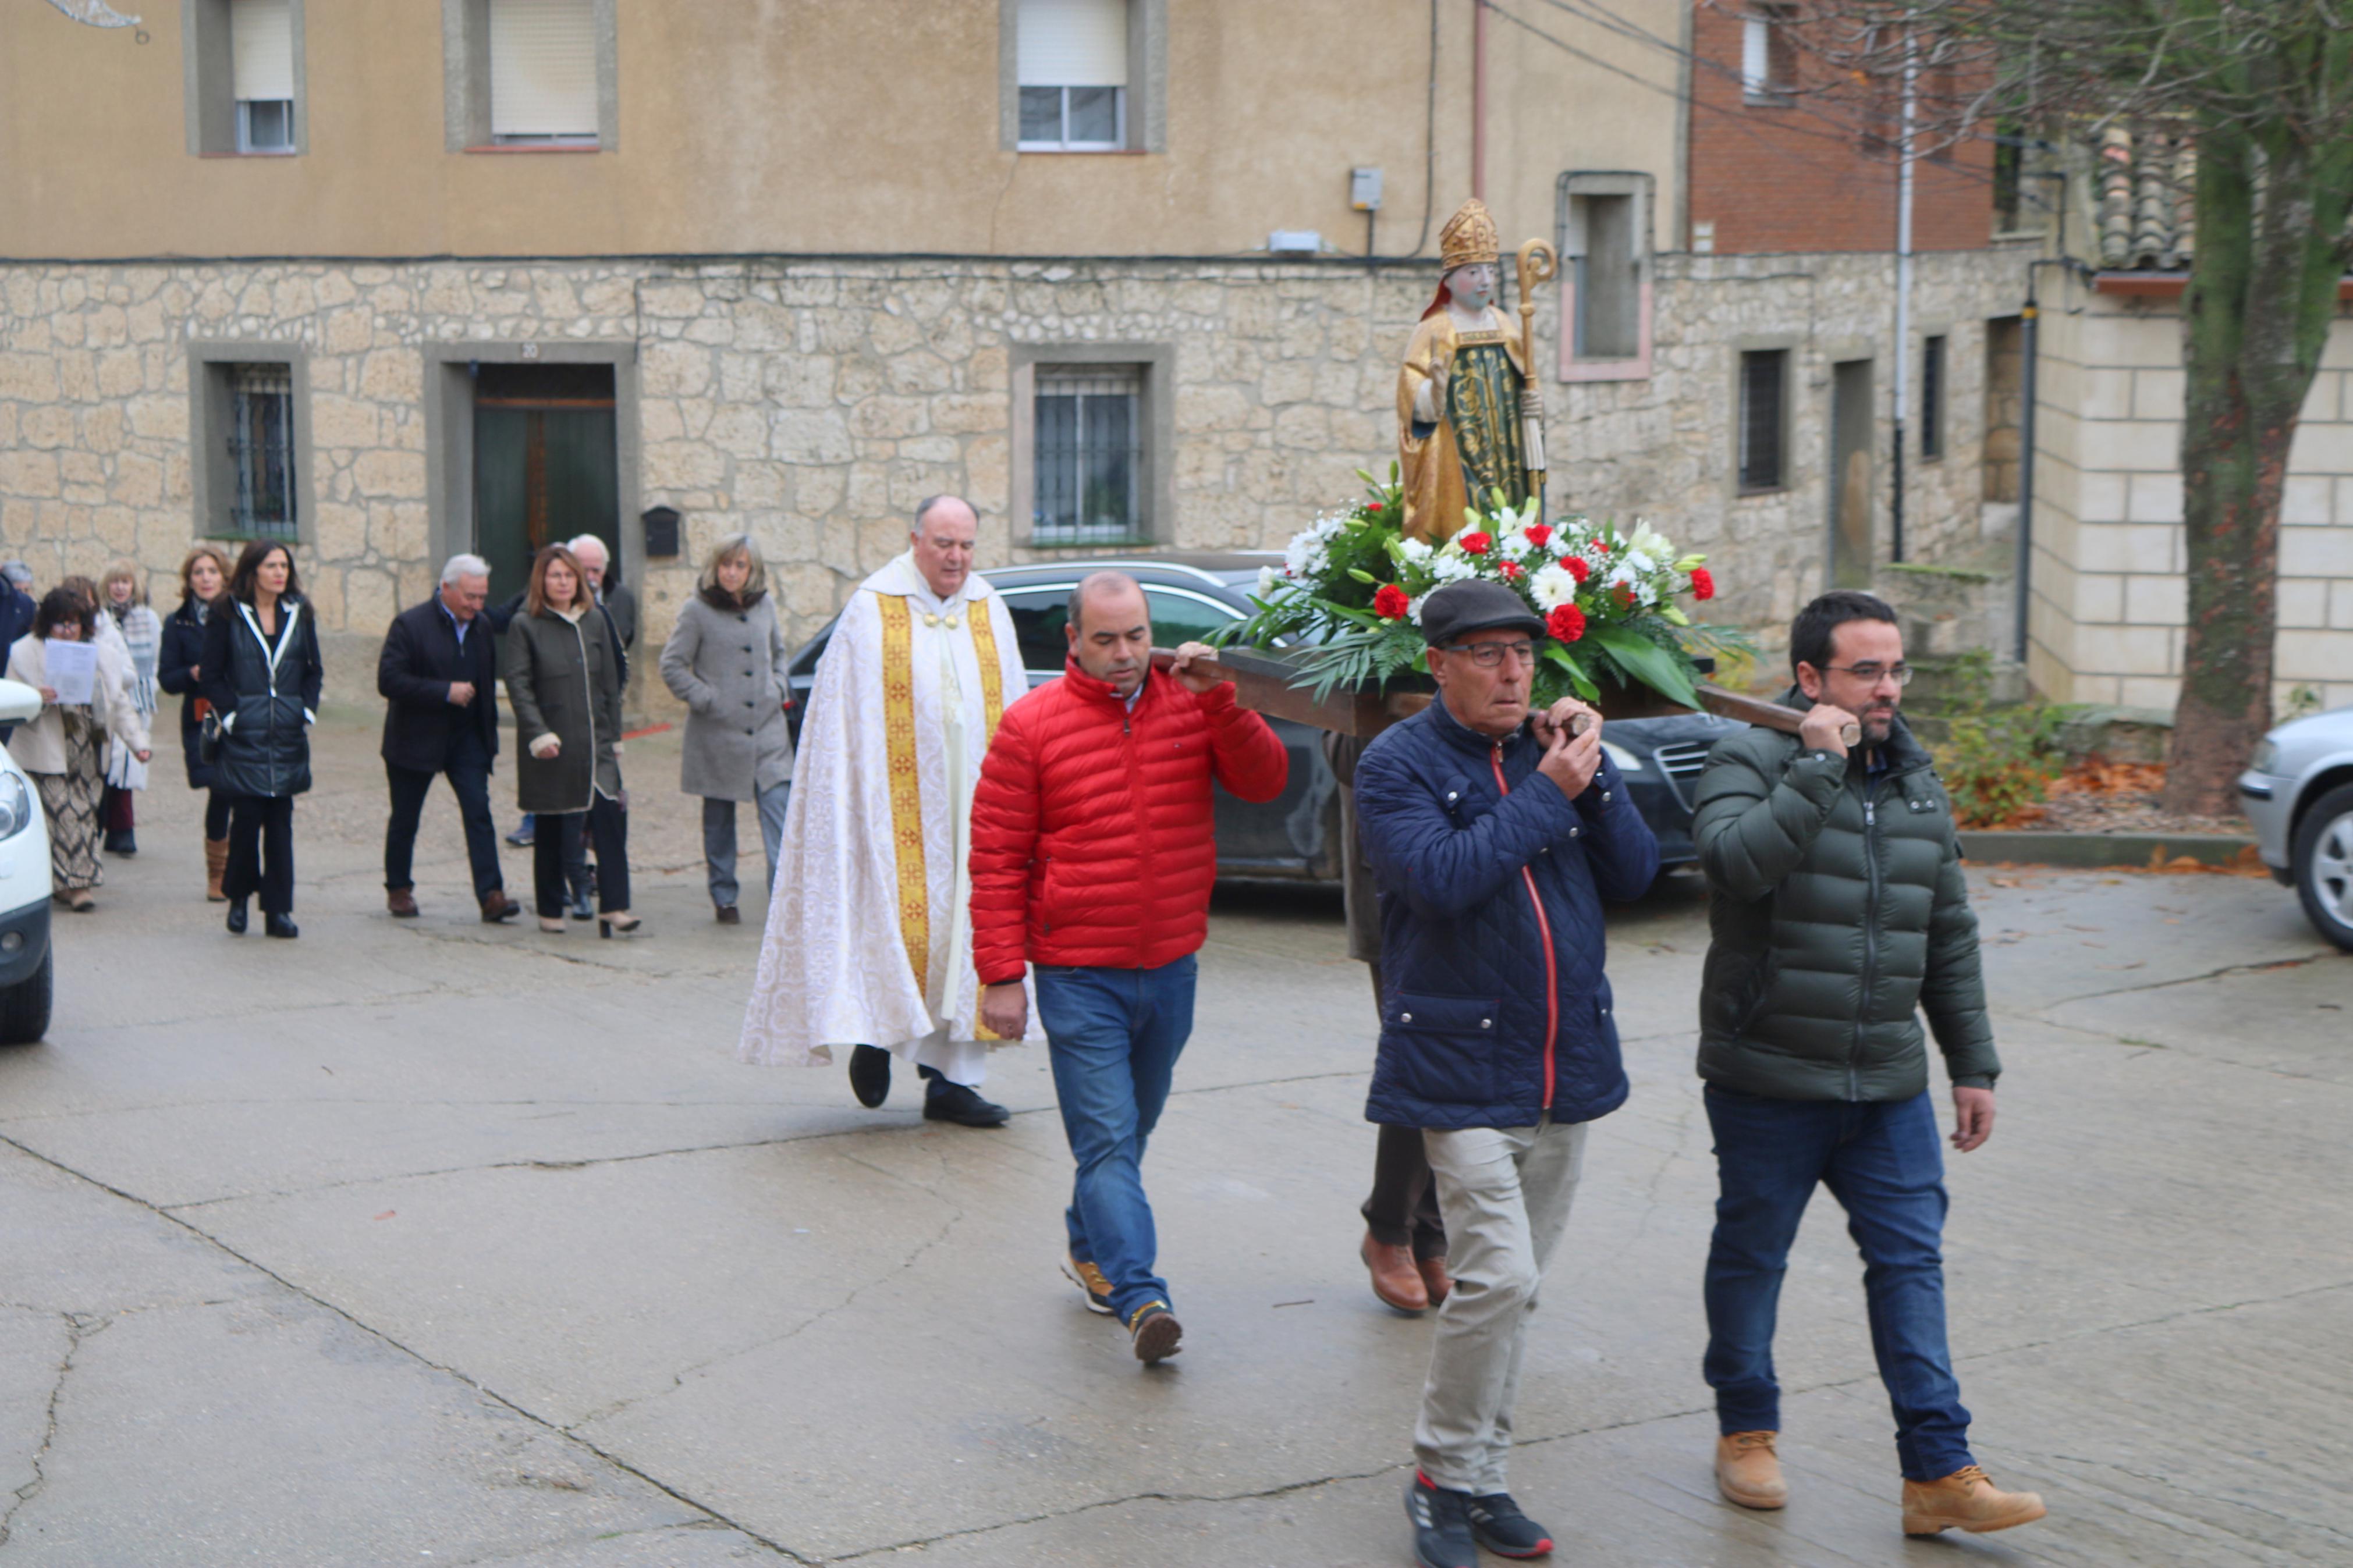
[1446,263,1498,312]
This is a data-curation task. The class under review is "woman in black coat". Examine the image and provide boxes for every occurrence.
[154,543,235,902]
[198,541,324,940]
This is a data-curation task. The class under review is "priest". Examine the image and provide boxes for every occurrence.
[736,495,1037,1126]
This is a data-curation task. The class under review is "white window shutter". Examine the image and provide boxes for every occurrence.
[490,0,599,138]
[1018,0,1128,88]
[230,0,294,103]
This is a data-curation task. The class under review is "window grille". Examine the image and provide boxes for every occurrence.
[1738,350,1786,494]
[1018,0,1127,149]
[1033,366,1143,545]
[1920,335,1946,460]
[228,364,297,541]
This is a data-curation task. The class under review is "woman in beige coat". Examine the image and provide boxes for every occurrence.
[5,589,151,911]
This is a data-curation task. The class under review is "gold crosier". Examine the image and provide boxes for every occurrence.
[872,593,1007,1022]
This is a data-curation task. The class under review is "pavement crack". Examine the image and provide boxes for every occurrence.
[2036,948,2337,1010]
[0,1311,101,1548]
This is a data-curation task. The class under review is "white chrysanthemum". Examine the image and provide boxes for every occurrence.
[1621,549,1659,578]
[1500,532,1536,560]
[1429,553,1477,583]
[1397,536,1434,565]
[1407,593,1427,625]
[1530,563,1584,611]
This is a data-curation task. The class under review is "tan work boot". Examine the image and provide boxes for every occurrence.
[1361,1232,1429,1314]
[1715,1431,1787,1509]
[204,837,229,902]
[1902,1465,2047,1535]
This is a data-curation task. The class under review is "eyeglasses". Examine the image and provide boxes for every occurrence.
[1440,641,1537,669]
[1823,662,1914,687]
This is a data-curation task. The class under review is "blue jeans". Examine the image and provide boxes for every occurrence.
[1036,956,1197,1325]
[1702,1086,1974,1481]
[701,783,790,908]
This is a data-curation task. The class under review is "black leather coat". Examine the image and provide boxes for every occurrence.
[198,595,324,800]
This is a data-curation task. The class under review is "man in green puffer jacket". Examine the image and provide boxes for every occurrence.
[1690,591,2046,1542]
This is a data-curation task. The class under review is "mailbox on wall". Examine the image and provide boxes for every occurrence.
[641,505,682,560]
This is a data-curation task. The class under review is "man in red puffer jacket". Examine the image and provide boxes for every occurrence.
[970,571,1289,1365]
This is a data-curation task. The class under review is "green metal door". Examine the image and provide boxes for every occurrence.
[473,365,619,602]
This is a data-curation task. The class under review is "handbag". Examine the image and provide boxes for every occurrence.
[197,704,222,766]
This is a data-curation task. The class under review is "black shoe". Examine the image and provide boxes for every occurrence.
[923,1080,1010,1128]
[1467,1492,1555,1558]
[104,830,136,856]
[568,887,594,921]
[225,898,248,936]
[264,913,299,939]
[1127,1301,1183,1364]
[848,1044,892,1108]
[1406,1474,1478,1568]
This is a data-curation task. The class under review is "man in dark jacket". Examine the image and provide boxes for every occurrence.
[1354,580,1659,1568]
[379,554,517,923]
[1691,589,2043,1539]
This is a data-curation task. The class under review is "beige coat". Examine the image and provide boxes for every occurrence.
[3,634,150,775]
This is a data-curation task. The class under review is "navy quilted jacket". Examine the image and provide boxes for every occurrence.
[1354,698,1660,1130]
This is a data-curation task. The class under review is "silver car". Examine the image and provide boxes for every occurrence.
[2238,704,2353,951]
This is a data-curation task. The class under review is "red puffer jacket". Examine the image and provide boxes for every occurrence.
[970,660,1290,982]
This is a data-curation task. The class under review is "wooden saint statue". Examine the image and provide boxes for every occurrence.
[1396,198,1553,544]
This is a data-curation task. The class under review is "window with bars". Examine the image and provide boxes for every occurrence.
[228,365,298,540]
[1738,350,1787,495]
[1017,0,1128,150]
[1920,335,1946,461]
[1032,367,1144,544]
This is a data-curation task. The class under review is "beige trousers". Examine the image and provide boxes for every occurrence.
[1414,1117,1589,1494]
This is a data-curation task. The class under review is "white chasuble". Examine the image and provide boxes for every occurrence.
[736,553,1038,1083]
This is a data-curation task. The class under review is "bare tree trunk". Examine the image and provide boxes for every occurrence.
[2165,116,2350,815]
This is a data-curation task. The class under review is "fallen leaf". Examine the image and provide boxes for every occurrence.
[374,1210,396,1221]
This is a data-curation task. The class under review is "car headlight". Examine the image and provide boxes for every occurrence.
[2248,739,2279,775]
[1600,740,1645,773]
[0,773,30,842]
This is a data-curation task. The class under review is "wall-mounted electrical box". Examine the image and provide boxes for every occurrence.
[1350,166,1384,211]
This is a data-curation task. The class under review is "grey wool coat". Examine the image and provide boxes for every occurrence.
[659,590,794,800]
[501,605,623,815]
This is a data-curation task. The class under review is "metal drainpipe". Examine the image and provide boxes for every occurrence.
[1472,0,1489,202]
[2015,288,2038,666]
[1890,21,1917,564]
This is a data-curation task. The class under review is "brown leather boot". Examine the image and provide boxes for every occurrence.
[1715,1431,1787,1509]
[1415,1254,1453,1309]
[204,837,229,902]
[1901,1466,2046,1536]
[1361,1233,1428,1314]
[386,887,420,918]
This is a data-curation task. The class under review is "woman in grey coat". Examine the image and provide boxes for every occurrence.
[501,545,637,937]
[659,535,794,923]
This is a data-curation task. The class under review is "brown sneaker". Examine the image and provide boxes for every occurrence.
[1715,1431,1787,1509]
[1361,1233,1428,1314]
[1416,1253,1453,1309]
[1902,1465,2046,1536]
[1128,1302,1182,1364]
[386,887,420,918]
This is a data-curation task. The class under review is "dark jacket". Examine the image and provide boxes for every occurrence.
[378,597,501,773]
[1354,698,1661,1131]
[599,581,638,655]
[501,605,622,815]
[198,594,324,800]
[0,586,34,655]
[1690,695,1998,1103]
[155,595,221,791]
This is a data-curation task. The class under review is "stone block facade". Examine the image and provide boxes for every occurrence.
[2028,280,2353,713]
[0,250,2031,707]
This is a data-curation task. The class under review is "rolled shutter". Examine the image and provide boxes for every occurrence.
[230,0,294,103]
[1018,0,1127,88]
[489,0,599,138]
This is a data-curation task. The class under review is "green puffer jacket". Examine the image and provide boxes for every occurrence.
[1691,699,1999,1101]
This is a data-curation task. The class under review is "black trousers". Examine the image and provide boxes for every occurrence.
[1360,961,1448,1259]
[224,795,296,914]
[384,732,502,899]
[204,790,232,840]
[534,794,629,918]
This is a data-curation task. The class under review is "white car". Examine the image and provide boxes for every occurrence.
[2238,703,2353,952]
[0,678,52,1042]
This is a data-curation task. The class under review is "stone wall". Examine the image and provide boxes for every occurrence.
[0,250,2030,705]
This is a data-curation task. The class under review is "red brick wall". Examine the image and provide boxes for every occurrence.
[1686,4,1992,254]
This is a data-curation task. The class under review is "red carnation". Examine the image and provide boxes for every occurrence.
[1367,501,1384,513]
[1617,585,1638,610]
[1547,603,1587,643]
[1458,531,1493,555]
[1524,524,1552,549]
[1691,567,1715,600]
[1567,557,1590,585]
[1373,583,1412,620]
[1500,560,1526,582]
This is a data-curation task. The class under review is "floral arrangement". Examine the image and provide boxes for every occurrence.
[1220,467,1733,709]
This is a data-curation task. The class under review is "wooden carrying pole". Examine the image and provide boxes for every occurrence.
[1514,239,1557,507]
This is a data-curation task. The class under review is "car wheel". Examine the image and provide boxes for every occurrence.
[2290,783,2353,954]
[0,945,52,1045]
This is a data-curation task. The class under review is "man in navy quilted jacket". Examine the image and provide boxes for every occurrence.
[1354,579,1659,1568]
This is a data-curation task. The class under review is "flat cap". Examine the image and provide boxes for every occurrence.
[1419,579,1546,647]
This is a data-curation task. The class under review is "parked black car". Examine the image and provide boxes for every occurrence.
[783,553,1736,882]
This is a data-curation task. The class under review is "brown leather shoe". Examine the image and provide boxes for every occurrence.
[1902,1466,2046,1536]
[715,905,741,925]
[386,887,420,918]
[478,890,520,923]
[1361,1233,1428,1314]
[1416,1254,1453,1309]
[1716,1431,1787,1509]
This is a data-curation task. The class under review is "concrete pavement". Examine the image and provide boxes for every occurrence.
[0,714,2346,1565]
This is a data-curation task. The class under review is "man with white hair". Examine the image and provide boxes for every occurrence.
[566,533,637,664]
[378,553,518,922]
[737,496,1036,1126]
